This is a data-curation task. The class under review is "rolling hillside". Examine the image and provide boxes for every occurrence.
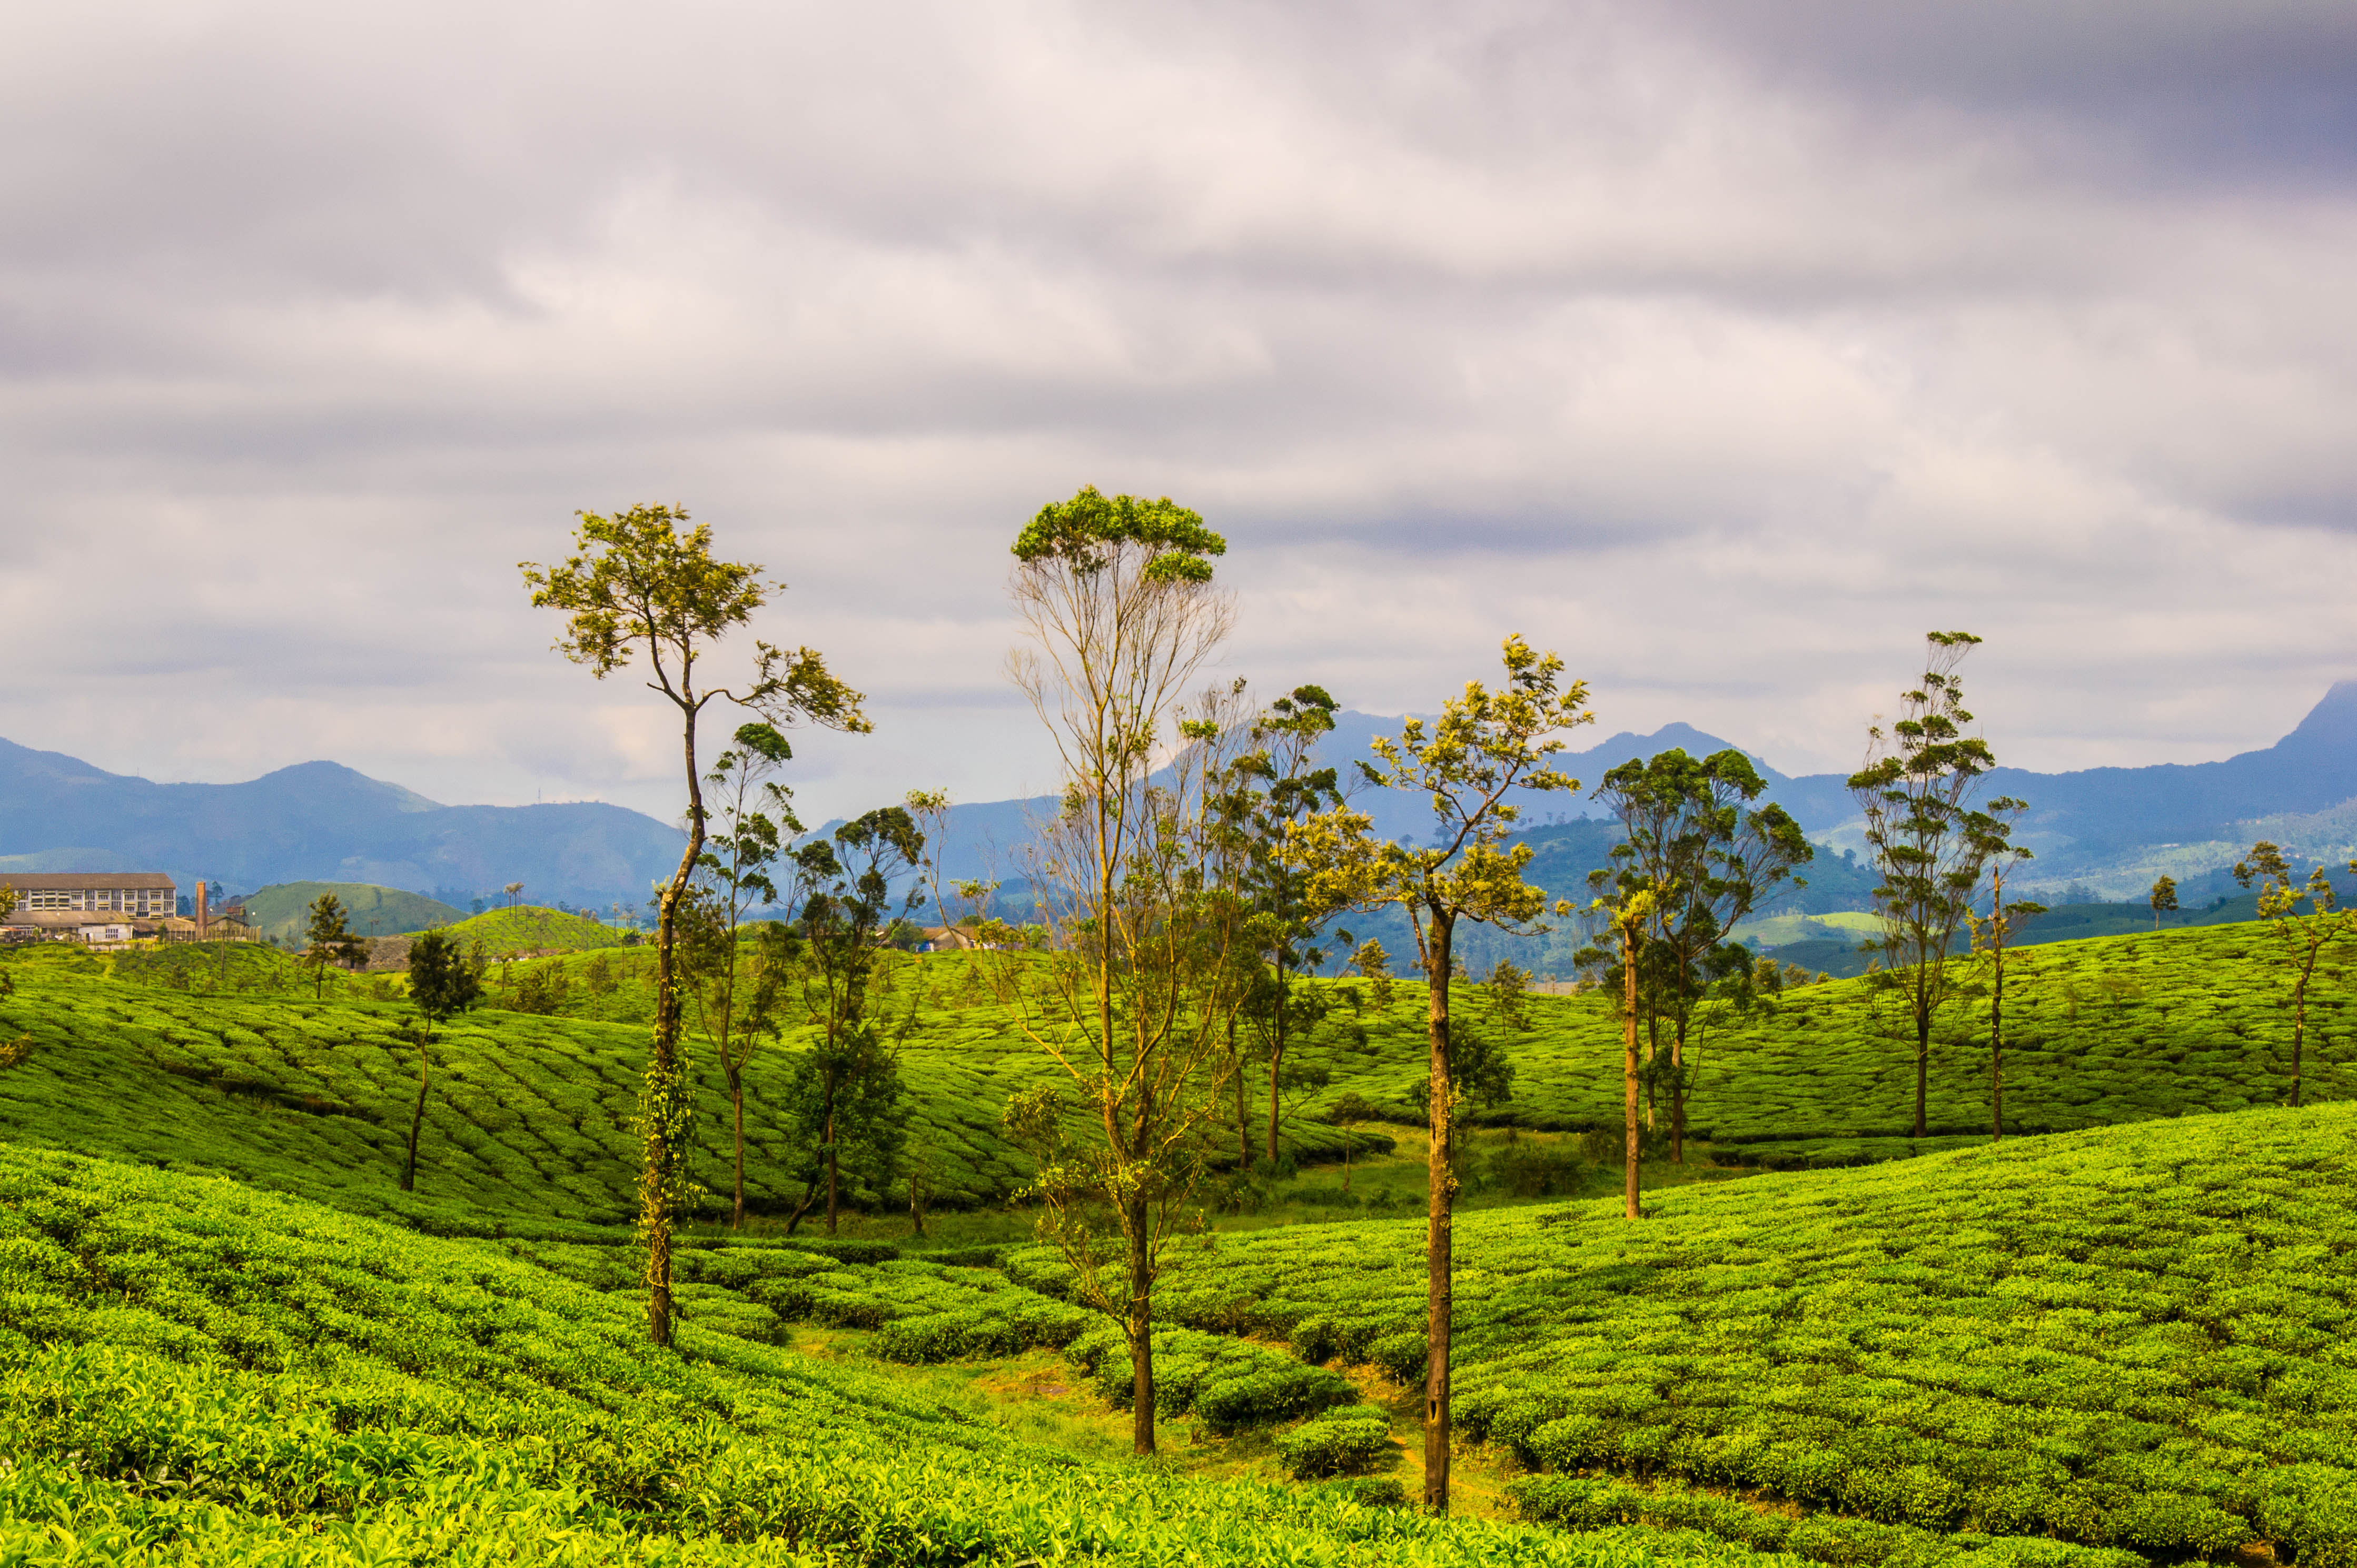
[239,880,466,942]
[3,919,2352,1565]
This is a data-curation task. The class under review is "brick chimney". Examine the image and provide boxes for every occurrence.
[194,881,208,934]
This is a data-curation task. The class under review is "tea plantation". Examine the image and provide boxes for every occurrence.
[412,919,2357,1174]
[0,1142,1788,1566]
[3,919,2355,1565]
[1,920,2350,1230]
[1007,1107,2357,1568]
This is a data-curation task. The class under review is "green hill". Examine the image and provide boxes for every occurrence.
[0,1142,1728,1568]
[5,920,2344,1229]
[438,902,633,957]
[1003,1106,2357,1568]
[0,947,1365,1224]
[480,920,2352,1169]
[4,915,2356,1564]
[239,880,464,942]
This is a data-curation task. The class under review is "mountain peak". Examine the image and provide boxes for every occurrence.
[2278,680,2357,755]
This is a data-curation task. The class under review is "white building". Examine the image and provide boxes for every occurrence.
[1,872,177,945]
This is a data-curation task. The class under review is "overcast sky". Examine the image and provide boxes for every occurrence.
[6,0,2357,822]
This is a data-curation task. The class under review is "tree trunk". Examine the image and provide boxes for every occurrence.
[1423,908,1456,1514]
[728,1063,747,1230]
[402,1030,430,1193]
[2292,968,2308,1109]
[1129,1195,1155,1455]
[1669,1019,1686,1165]
[1622,938,1641,1222]
[784,1177,818,1235]
[1267,966,1285,1167]
[1234,1016,1250,1173]
[826,1105,840,1235]
[643,710,707,1351]
[1990,947,2005,1144]
[1914,1003,1931,1138]
[1643,1012,1660,1133]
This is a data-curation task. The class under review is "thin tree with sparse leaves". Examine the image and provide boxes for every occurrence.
[1848,632,2017,1139]
[2233,840,2357,1108]
[1288,635,1592,1515]
[523,504,867,1347]
[990,484,1244,1460]
[1965,798,2039,1144]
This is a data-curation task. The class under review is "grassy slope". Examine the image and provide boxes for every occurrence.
[439,904,632,956]
[0,1142,1768,1567]
[1007,1106,2357,1568]
[1744,898,2267,980]
[2,919,2345,1235]
[240,880,466,942]
[0,946,1370,1227]
[495,919,2357,1167]
[4,921,2356,1564]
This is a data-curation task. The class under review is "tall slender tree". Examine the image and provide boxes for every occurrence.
[1848,632,2015,1138]
[401,929,480,1192]
[1218,685,1346,1165]
[680,722,800,1229]
[2149,875,2180,931]
[1965,798,2039,1144]
[1584,748,1811,1165]
[775,805,925,1233]
[1587,880,1655,1220]
[523,504,867,1347]
[1289,635,1592,1514]
[993,484,1241,1458]
[2233,841,2357,1108]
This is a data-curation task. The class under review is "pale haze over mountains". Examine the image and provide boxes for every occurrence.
[10,683,2357,911]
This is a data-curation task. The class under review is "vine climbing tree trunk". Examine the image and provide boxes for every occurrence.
[1422,906,1457,1514]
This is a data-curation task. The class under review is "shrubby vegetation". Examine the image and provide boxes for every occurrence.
[1014,1106,2357,1568]
[0,1142,1795,1567]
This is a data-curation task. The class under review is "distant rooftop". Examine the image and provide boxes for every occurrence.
[0,871,175,889]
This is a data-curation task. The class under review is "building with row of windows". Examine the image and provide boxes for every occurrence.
[0,872,253,948]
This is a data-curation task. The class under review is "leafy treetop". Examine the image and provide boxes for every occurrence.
[1012,485,1226,585]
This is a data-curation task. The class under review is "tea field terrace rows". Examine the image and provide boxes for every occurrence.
[1006,1104,2357,1568]
[484,919,2354,1166]
[0,950,1368,1230]
[1288,922,2357,1158]
[0,1139,1795,1567]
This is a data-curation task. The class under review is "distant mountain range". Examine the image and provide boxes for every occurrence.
[0,738,684,909]
[7,682,2354,916]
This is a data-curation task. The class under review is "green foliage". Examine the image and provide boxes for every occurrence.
[241,881,465,942]
[438,904,630,957]
[1509,1475,2151,1568]
[1060,1322,1359,1432]
[1039,1105,2357,1566]
[0,1142,1761,1567]
[1277,1406,1395,1478]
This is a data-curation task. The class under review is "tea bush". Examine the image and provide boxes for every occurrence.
[0,950,1371,1226]
[1062,1321,1361,1432]
[0,1140,1816,1568]
[1021,1105,2357,1568]
[1277,1406,1395,1478]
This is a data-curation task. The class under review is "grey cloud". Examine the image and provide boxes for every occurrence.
[3,0,2355,826]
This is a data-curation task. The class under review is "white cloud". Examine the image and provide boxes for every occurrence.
[3,0,2355,823]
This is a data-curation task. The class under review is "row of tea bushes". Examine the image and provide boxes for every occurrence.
[1013,1106,2357,1567]
[0,1141,1823,1567]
